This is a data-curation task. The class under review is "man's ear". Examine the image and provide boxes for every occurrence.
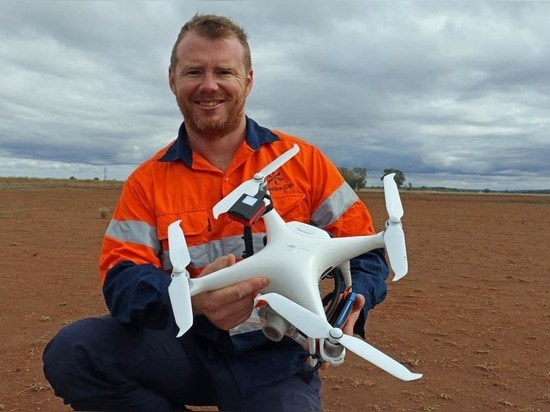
[168,67,176,94]
[245,69,254,96]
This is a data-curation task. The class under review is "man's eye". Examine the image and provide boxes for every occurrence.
[183,70,201,76]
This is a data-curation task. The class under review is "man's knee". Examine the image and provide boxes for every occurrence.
[237,372,322,412]
[43,318,107,399]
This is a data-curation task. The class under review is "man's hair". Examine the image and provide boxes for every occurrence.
[170,13,251,71]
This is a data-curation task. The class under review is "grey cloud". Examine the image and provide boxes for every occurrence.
[0,1,548,190]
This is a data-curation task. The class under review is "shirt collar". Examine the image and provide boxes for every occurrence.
[160,116,280,166]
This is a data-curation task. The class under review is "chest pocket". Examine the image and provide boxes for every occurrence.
[268,192,310,224]
[158,210,210,241]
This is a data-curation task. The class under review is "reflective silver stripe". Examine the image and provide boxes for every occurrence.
[162,232,266,271]
[106,219,161,255]
[311,182,359,228]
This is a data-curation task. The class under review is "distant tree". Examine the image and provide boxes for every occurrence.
[338,167,367,190]
[381,168,406,188]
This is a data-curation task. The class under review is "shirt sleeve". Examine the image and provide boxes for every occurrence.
[102,260,177,332]
[99,173,177,331]
[350,248,389,338]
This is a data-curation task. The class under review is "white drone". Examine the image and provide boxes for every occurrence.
[168,144,422,382]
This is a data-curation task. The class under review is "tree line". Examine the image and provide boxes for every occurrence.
[338,167,406,189]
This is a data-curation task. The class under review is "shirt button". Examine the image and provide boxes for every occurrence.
[224,176,230,181]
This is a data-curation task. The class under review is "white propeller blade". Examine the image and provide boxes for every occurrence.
[213,144,300,218]
[168,220,191,270]
[383,173,403,223]
[167,220,193,337]
[382,174,408,280]
[212,180,260,219]
[258,144,300,177]
[339,333,422,381]
[258,293,422,381]
[384,225,408,280]
[258,293,331,338]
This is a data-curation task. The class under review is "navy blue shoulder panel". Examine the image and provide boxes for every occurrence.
[159,117,279,166]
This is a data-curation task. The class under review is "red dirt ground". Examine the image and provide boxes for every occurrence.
[0,178,548,411]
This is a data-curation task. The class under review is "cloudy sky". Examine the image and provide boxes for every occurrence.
[1,1,549,190]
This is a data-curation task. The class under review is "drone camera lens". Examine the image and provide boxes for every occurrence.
[263,325,283,342]
[262,312,289,342]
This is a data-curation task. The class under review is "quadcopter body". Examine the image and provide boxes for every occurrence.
[167,144,421,381]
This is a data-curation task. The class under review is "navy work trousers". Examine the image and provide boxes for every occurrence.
[42,315,321,411]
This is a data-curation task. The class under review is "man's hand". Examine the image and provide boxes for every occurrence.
[191,254,270,330]
[320,293,365,371]
[341,293,365,337]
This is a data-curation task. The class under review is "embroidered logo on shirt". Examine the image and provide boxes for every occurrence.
[267,171,294,191]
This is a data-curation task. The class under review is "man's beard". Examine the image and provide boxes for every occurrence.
[176,93,246,138]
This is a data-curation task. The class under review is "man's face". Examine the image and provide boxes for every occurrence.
[169,32,253,138]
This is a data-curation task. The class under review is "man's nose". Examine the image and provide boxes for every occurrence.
[199,72,219,92]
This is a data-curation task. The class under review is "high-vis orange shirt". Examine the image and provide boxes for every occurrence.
[100,118,380,283]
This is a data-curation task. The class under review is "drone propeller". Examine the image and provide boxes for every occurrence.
[213,144,300,218]
[384,173,404,222]
[382,173,408,280]
[167,220,193,337]
[258,293,422,381]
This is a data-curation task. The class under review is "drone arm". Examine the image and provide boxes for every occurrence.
[188,252,272,296]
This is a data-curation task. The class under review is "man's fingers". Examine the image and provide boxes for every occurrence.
[198,254,236,277]
[342,294,365,336]
[200,276,269,330]
[191,252,270,330]
[352,293,366,310]
[233,276,270,298]
[217,275,268,304]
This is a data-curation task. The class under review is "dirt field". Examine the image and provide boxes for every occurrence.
[1,177,548,411]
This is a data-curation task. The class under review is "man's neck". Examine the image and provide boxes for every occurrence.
[186,120,247,172]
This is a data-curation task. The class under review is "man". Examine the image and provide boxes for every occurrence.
[43,13,388,411]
